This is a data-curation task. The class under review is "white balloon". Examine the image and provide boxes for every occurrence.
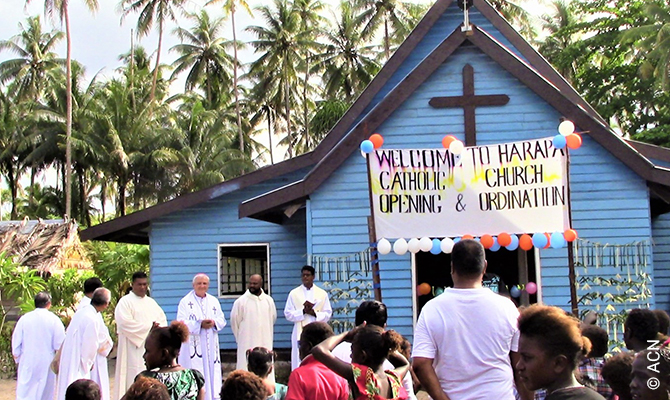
[393,238,408,255]
[377,238,392,255]
[558,120,575,136]
[449,140,464,155]
[440,237,455,254]
[408,238,421,254]
[419,236,433,252]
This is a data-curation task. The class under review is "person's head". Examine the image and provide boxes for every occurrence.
[516,305,591,392]
[299,321,334,360]
[247,347,275,379]
[220,370,268,400]
[34,291,51,309]
[65,379,101,400]
[131,272,149,297]
[248,274,263,296]
[192,274,209,298]
[655,310,670,336]
[400,337,412,360]
[121,376,170,400]
[602,352,635,400]
[83,277,103,296]
[581,325,609,358]
[630,348,670,400]
[90,288,111,311]
[301,265,315,289]
[143,321,189,370]
[354,300,388,327]
[624,308,660,351]
[451,239,487,283]
[351,325,403,369]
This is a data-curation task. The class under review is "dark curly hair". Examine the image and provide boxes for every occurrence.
[625,309,660,344]
[581,325,609,358]
[150,321,189,359]
[65,379,101,400]
[654,309,670,335]
[353,325,403,369]
[518,305,591,369]
[220,370,268,400]
[247,347,275,378]
[601,352,634,400]
[121,376,170,400]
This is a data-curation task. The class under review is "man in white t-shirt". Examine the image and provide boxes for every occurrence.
[332,300,417,400]
[412,239,531,400]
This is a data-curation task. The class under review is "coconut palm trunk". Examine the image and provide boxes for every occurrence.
[64,2,73,219]
[230,5,244,153]
[150,18,164,102]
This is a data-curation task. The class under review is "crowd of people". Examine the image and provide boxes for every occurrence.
[10,239,670,400]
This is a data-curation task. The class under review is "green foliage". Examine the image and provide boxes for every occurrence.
[46,269,95,319]
[85,241,149,304]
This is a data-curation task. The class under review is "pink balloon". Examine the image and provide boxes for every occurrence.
[526,282,537,295]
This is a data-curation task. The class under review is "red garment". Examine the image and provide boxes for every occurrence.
[351,363,408,400]
[285,355,349,400]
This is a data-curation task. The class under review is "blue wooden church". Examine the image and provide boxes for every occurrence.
[82,0,670,350]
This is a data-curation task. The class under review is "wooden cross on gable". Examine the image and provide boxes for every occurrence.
[429,64,510,146]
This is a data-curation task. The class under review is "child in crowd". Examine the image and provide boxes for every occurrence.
[221,370,268,400]
[247,347,288,400]
[579,325,613,399]
[66,379,101,400]
[139,321,205,400]
[516,305,605,399]
[122,376,170,400]
[601,352,634,400]
[312,324,409,400]
[630,348,670,400]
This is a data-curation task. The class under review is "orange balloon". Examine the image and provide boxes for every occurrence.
[369,133,384,149]
[480,234,494,249]
[519,234,533,251]
[566,134,582,149]
[544,232,551,249]
[564,229,578,242]
[442,135,457,149]
[418,283,432,296]
[462,234,474,240]
[498,233,512,247]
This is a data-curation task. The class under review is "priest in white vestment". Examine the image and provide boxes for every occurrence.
[76,277,110,400]
[230,274,277,373]
[284,265,332,370]
[178,273,227,400]
[56,288,113,400]
[113,272,167,400]
[12,292,65,400]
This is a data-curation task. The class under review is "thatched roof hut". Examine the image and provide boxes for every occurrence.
[0,219,91,274]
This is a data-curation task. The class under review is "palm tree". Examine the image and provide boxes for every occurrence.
[316,2,380,102]
[25,0,99,220]
[621,2,670,91]
[488,0,536,39]
[0,16,64,102]
[0,90,29,219]
[247,0,309,158]
[170,10,234,106]
[208,0,254,153]
[537,0,581,83]
[354,0,409,60]
[120,0,186,103]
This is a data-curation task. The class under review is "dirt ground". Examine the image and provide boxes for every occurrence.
[0,359,430,400]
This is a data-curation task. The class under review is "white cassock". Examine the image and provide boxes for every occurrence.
[113,292,167,400]
[76,296,111,400]
[12,307,65,400]
[177,291,226,400]
[56,305,113,400]
[284,284,332,370]
[230,290,277,373]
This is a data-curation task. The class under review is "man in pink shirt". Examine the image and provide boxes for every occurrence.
[286,322,349,400]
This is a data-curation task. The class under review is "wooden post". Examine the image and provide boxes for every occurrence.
[565,149,579,316]
[365,146,383,302]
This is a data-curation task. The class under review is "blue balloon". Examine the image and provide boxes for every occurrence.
[551,232,566,248]
[510,286,521,298]
[532,232,548,249]
[506,234,519,251]
[453,237,461,243]
[490,242,501,252]
[360,140,374,154]
[430,238,442,254]
[435,287,445,296]
[553,134,567,149]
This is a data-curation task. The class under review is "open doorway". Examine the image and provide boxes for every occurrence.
[414,247,537,318]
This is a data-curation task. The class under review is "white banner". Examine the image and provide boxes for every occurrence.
[368,137,570,240]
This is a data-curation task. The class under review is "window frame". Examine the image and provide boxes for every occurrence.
[217,243,270,299]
